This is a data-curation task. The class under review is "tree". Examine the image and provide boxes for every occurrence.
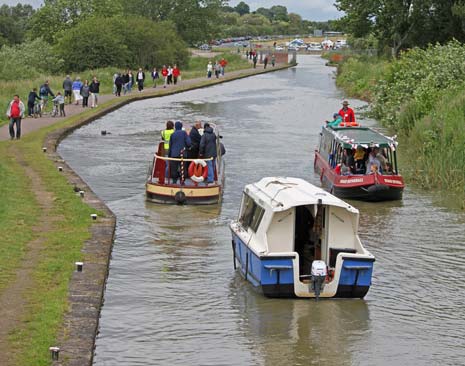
[255,7,273,20]
[335,0,465,57]
[270,5,288,22]
[55,16,188,71]
[0,4,35,45]
[235,1,250,16]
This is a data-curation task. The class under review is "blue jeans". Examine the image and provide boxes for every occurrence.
[9,117,21,139]
[206,159,215,182]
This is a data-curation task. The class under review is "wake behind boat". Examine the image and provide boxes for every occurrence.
[230,177,375,299]
[314,126,404,201]
[146,122,225,205]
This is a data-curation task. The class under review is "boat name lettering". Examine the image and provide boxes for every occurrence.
[383,179,402,185]
[340,178,364,184]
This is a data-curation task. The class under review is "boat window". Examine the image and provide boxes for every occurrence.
[239,194,265,232]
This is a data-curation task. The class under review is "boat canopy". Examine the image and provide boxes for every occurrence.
[244,177,359,214]
[328,127,397,149]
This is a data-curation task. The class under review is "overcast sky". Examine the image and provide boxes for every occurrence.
[0,0,343,21]
[228,0,343,21]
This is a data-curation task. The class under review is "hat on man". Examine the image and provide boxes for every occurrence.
[342,100,349,106]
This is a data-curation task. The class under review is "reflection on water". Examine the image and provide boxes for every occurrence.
[58,55,465,366]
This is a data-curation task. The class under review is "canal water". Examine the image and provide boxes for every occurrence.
[59,56,465,366]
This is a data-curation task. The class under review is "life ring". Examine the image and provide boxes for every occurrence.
[188,159,208,183]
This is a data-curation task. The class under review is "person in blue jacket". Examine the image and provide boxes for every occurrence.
[326,113,343,127]
[168,121,191,182]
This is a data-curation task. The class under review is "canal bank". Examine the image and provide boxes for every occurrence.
[0,62,294,366]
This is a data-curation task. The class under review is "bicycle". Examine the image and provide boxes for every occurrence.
[33,99,43,118]
[51,100,59,117]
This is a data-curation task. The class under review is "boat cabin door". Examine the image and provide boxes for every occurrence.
[294,204,327,278]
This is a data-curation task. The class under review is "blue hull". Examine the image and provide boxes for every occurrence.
[232,233,374,298]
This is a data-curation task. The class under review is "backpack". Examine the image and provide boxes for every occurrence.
[40,85,47,95]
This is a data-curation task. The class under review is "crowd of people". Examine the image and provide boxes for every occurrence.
[337,145,392,176]
[160,120,225,184]
[206,58,228,78]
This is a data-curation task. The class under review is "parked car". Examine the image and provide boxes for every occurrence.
[199,44,211,51]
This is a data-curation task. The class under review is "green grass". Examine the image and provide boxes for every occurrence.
[0,144,40,292]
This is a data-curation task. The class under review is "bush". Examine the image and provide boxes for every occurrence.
[0,38,63,80]
[56,16,188,72]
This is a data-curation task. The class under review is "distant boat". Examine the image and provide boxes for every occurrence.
[314,126,404,201]
[230,177,375,299]
[146,123,225,205]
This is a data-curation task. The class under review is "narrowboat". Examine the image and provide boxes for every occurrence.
[146,123,225,205]
[230,177,375,299]
[314,126,404,201]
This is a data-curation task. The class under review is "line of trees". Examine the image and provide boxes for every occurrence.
[335,0,465,56]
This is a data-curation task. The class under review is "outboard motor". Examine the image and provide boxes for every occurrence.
[311,260,327,300]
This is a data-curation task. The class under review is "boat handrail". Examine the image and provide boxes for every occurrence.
[154,154,214,162]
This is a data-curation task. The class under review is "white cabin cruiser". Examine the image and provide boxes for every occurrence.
[230,177,375,299]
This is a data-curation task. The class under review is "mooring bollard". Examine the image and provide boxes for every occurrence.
[49,346,60,361]
[42,147,47,153]
[58,166,63,172]
[75,262,83,272]
[91,214,97,220]
[79,190,85,197]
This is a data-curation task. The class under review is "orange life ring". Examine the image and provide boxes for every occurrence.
[350,122,359,127]
[188,159,209,182]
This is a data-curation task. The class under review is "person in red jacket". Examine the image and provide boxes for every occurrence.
[6,95,25,140]
[161,65,168,88]
[338,100,356,125]
[172,64,181,85]
[219,58,228,76]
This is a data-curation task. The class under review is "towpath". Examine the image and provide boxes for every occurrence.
[0,65,280,141]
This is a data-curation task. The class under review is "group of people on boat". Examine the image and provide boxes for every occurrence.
[335,145,392,176]
[326,100,358,127]
[160,120,224,184]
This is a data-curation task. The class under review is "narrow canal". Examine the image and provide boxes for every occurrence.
[59,56,465,366]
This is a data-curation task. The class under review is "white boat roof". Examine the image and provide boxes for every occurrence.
[245,177,359,213]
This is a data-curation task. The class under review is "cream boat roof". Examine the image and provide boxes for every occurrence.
[244,177,359,214]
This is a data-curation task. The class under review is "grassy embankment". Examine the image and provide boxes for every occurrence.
[0,52,282,365]
[332,43,465,208]
[0,51,250,127]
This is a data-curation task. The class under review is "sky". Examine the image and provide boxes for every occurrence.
[228,0,343,21]
[0,0,344,21]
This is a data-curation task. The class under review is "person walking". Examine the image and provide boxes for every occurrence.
[122,70,130,95]
[172,65,180,85]
[115,73,123,96]
[63,75,73,104]
[219,58,228,76]
[89,76,100,108]
[27,88,41,117]
[52,92,66,117]
[167,65,173,85]
[161,65,168,88]
[199,122,217,184]
[263,55,269,69]
[39,80,55,111]
[271,54,276,67]
[151,68,159,88]
[207,61,213,78]
[214,61,220,78]
[136,68,145,92]
[252,53,258,68]
[80,80,90,107]
[6,95,25,140]
[72,77,83,105]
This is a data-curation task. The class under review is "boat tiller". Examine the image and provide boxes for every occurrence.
[311,260,327,300]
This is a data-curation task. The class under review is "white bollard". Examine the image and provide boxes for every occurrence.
[91,214,97,220]
[49,346,60,361]
[58,166,63,172]
[75,262,83,272]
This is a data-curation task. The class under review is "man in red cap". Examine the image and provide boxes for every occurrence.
[339,100,356,124]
